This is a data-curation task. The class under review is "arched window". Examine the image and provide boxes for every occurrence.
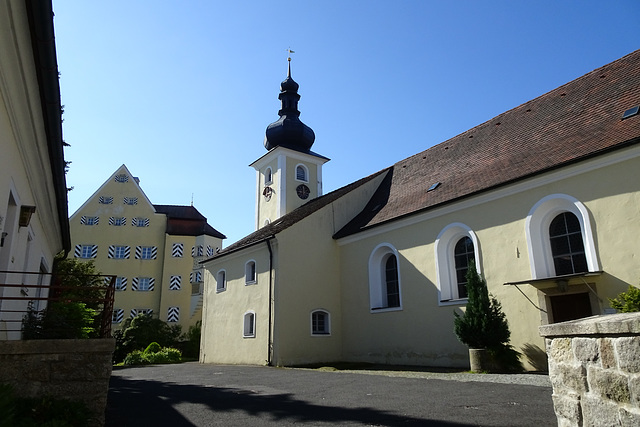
[549,212,588,276]
[216,270,226,292]
[526,194,598,279]
[385,256,400,308]
[368,244,402,311]
[243,311,255,337]
[296,164,308,182]
[264,167,273,185]
[311,310,330,335]
[435,223,480,303]
[453,236,475,299]
[245,260,256,284]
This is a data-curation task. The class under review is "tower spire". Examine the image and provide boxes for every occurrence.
[263,50,315,152]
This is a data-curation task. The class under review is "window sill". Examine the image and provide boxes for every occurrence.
[438,298,468,307]
[311,332,331,336]
[370,306,402,313]
[216,288,226,293]
[245,281,257,286]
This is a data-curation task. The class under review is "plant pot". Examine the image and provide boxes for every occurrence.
[468,348,496,373]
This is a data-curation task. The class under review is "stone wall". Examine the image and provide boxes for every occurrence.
[540,313,640,426]
[0,338,115,426]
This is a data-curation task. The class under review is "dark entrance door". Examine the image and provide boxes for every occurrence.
[550,292,592,323]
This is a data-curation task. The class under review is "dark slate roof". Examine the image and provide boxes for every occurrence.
[334,49,640,238]
[153,205,226,238]
[204,170,387,260]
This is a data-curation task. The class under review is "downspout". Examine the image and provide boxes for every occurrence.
[266,238,274,366]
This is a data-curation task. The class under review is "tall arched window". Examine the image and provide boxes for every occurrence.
[454,236,475,299]
[216,270,226,292]
[264,167,273,185]
[385,255,400,308]
[245,260,256,284]
[368,244,402,311]
[526,194,599,279]
[549,212,588,276]
[435,223,480,303]
[243,311,255,337]
[296,164,308,182]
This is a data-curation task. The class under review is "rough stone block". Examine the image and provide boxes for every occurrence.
[588,366,630,404]
[549,337,574,364]
[573,337,600,365]
[550,363,588,395]
[582,394,622,427]
[629,375,640,407]
[552,392,582,424]
[615,337,640,373]
[599,338,617,369]
[619,407,640,427]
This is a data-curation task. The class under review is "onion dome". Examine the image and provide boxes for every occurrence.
[264,60,315,152]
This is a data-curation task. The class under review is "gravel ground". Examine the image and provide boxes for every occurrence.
[292,366,552,387]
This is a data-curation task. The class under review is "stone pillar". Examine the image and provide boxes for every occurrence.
[539,313,640,426]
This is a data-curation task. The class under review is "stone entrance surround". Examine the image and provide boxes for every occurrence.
[540,313,640,426]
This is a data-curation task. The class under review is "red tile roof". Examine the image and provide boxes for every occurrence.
[335,49,640,238]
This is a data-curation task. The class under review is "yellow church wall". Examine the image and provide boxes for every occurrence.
[269,172,388,366]
[338,147,640,370]
[200,244,272,364]
[271,208,343,366]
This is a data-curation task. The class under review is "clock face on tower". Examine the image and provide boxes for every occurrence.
[296,184,310,200]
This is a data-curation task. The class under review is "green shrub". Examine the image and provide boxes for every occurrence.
[113,314,182,363]
[609,285,640,313]
[123,350,148,366]
[123,346,182,365]
[144,342,161,354]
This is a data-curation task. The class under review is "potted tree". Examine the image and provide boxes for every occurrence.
[453,262,519,372]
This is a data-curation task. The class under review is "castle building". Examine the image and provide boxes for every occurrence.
[69,165,225,331]
[201,50,640,370]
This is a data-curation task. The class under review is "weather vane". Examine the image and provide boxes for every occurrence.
[287,47,295,62]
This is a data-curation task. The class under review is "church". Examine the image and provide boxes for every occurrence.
[200,50,640,370]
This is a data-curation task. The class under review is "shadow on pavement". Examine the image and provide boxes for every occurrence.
[106,374,472,426]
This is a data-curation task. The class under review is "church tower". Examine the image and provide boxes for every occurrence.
[250,56,329,229]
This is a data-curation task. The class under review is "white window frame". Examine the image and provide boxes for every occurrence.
[139,246,154,260]
[435,223,481,305]
[113,245,128,259]
[245,260,257,285]
[216,270,226,292]
[137,277,152,291]
[243,311,256,338]
[295,164,309,183]
[112,217,125,226]
[310,309,331,336]
[115,276,126,291]
[80,245,94,259]
[368,243,403,312]
[526,194,599,279]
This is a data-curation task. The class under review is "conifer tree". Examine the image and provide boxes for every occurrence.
[453,262,510,349]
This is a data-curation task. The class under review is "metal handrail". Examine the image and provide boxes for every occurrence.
[0,270,116,338]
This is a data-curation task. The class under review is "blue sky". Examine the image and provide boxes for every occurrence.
[53,1,640,245]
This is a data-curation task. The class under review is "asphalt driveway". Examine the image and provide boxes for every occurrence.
[105,363,555,426]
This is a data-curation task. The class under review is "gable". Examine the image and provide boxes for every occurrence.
[70,164,156,219]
